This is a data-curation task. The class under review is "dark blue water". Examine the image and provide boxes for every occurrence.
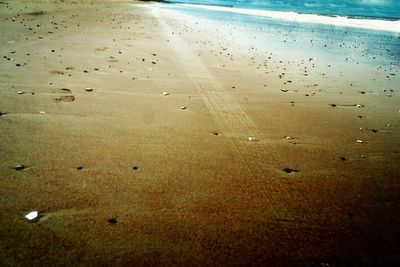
[165,0,400,20]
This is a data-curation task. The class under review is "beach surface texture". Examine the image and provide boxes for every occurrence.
[1,0,399,266]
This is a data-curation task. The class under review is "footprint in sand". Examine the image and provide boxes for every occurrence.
[55,95,75,103]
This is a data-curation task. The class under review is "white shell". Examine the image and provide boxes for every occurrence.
[179,106,187,110]
[25,211,39,222]
[162,92,169,96]
[39,111,45,114]
[356,104,362,108]
[356,140,364,143]
[248,136,256,141]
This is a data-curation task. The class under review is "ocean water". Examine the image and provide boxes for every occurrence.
[165,0,400,19]
[163,0,400,32]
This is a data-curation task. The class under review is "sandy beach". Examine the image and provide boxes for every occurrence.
[1,0,399,266]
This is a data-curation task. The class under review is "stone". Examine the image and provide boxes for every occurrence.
[15,164,25,170]
[24,211,39,223]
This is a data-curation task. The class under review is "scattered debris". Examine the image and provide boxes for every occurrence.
[24,211,39,223]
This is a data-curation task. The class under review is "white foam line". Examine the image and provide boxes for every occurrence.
[179,3,400,33]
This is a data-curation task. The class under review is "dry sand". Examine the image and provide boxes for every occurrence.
[1,0,400,266]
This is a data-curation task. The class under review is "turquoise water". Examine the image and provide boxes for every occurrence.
[164,0,400,20]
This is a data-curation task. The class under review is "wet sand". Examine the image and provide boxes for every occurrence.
[1,0,400,266]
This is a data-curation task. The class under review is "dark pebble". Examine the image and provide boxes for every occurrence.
[132,166,139,170]
[15,164,25,171]
[282,168,299,174]
[108,218,117,224]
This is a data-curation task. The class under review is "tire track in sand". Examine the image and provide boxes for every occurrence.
[152,8,316,259]
[154,10,286,180]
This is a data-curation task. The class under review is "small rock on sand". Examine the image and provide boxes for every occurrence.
[24,211,39,223]
[108,218,117,224]
[15,164,25,170]
[85,87,93,92]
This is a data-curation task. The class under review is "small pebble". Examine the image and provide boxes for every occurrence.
[25,211,39,223]
[356,140,365,143]
[162,92,169,96]
[248,136,256,141]
[85,87,93,92]
[179,106,187,110]
[15,164,25,170]
[282,168,299,174]
[39,111,45,114]
[108,218,117,224]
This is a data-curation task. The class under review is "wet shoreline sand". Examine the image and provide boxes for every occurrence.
[1,0,399,266]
